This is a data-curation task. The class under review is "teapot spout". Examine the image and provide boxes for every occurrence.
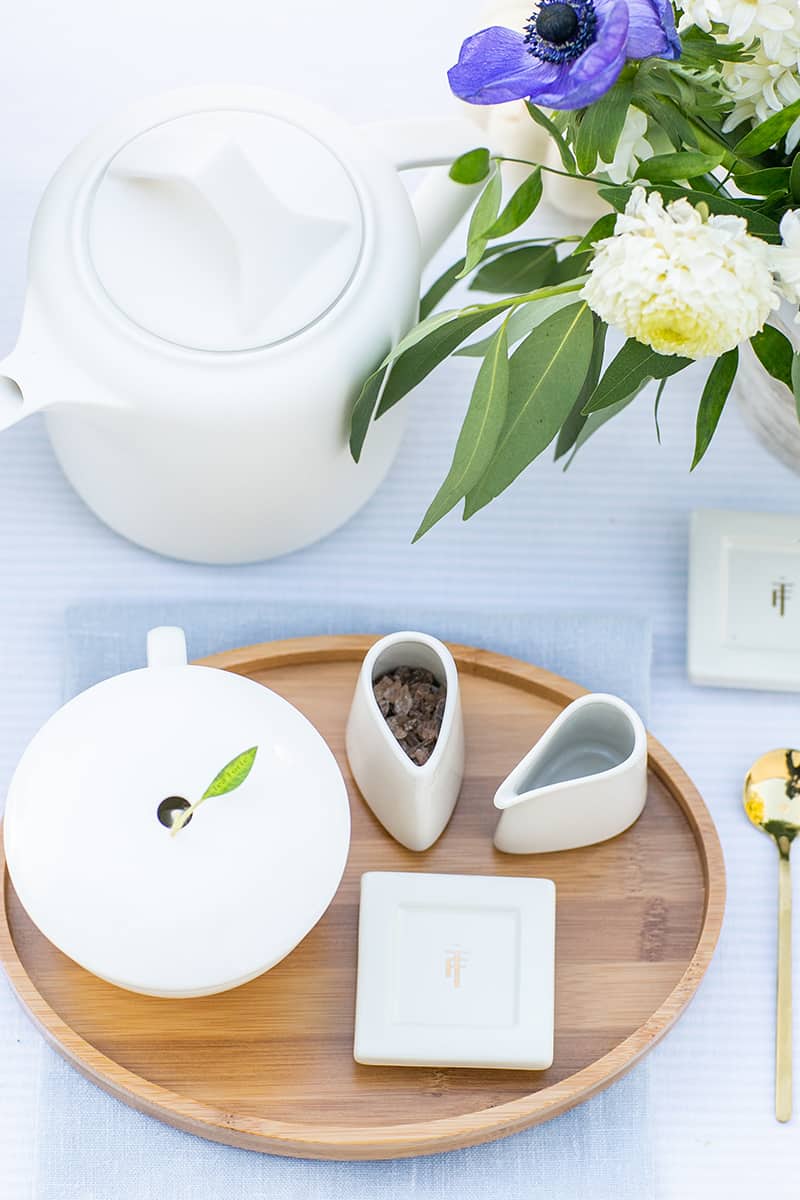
[0,361,28,432]
[0,347,122,435]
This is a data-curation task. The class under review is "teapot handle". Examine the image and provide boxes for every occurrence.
[361,116,488,265]
[147,627,188,670]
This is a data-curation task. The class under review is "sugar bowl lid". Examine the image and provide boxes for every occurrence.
[88,104,364,352]
[3,627,351,997]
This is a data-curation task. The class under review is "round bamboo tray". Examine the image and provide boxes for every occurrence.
[0,635,725,1159]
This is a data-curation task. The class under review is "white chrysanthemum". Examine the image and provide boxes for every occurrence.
[595,106,654,184]
[678,0,728,33]
[681,0,800,150]
[680,0,798,52]
[769,210,800,321]
[583,186,780,358]
[722,45,800,151]
[725,1,796,51]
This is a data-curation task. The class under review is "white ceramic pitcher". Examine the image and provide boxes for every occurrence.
[0,86,480,563]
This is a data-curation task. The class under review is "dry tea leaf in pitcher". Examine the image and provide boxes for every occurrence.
[373,667,446,766]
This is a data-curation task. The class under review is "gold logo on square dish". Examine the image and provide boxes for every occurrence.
[445,948,468,988]
[772,580,793,617]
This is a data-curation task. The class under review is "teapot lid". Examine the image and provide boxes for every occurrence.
[88,109,364,352]
[3,628,351,996]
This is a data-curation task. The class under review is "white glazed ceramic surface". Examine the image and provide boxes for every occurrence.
[493,693,648,854]
[3,627,351,997]
[0,87,481,563]
[345,632,465,851]
[735,303,800,474]
[354,872,556,1070]
[688,508,800,692]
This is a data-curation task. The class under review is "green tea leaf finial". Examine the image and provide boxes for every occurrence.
[170,746,258,836]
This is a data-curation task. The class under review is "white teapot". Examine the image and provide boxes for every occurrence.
[0,87,479,563]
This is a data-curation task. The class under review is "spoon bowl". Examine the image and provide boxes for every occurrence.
[744,749,800,1123]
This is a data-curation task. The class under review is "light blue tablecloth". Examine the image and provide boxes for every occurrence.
[33,601,653,1200]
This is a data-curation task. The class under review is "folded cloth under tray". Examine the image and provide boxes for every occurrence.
[32,599,654,1200]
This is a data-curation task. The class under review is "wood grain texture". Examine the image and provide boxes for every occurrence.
[0,636,726,1159]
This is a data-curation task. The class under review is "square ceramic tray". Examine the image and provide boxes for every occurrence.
[689,508,800,691]
[0,635,725,1159]
[354,872,556,1070]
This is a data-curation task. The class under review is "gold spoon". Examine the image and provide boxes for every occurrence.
[744,749,800,1123]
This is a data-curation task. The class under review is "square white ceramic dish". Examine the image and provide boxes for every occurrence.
[353,871,556,1070]
[688,509,800,691]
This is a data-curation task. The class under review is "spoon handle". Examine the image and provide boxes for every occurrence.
[776,852,793,1123]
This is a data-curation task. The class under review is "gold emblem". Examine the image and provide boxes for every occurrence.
[772,580,793,617]
[444,948,468,988]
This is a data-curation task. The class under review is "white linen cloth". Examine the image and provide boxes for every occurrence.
[1,5,800,1197]
[25,603,654,1200]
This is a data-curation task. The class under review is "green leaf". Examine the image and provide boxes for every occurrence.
[548,249,593,284]
[564,391,641,468]
[678,26,752,68]
[735,99,800,156]
[793,353,800,418]
[457,291,587,357]
[350,307,501,458]
[420,239,539,319]
[482,168,543,238]
[464,302,594,516]
[633,59,685,105]
[691,348,738,469]
[170,746,259,835]
[470,245,557,294]
[792,154,800,204]
[585,339,692,414]
[575,82,633,176]
[653,377,666,444]
[419,261,465,321]
[375,308,501,418]
[554,319,607,460]
[751,324,794,391]
[635,94,692,151]
[573,212,617,255]
[449,147,491,184]
[351,306,462,458]
[202,746,259,799]
[349,355,390,462]
[734,166,790,197]
[525,101,576,172]
[458,170,502,278]
[634,150,725,182]
[413,325,509,540]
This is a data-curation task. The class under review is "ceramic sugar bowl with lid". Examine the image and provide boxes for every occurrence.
[0,86,480,563]
[3,627,351,997]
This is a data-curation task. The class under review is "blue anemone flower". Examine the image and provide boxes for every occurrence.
[448,0,681,111]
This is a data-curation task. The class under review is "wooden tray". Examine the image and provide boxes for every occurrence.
[0,636,725,1160]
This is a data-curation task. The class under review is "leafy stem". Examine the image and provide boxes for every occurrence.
[465,276,589,315]
[492,154,609,186]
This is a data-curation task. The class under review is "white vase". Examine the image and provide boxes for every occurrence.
[345,632,465,852]
[735,305,800,473]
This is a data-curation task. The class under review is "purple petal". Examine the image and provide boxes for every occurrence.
[625,0,682,60]
[448,26,563,105]
[534,0,629,110]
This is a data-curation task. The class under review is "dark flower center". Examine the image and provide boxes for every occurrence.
[524,0,597,65]
[536,3,579,45]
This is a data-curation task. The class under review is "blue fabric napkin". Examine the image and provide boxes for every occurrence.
[34,600,654,1200]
